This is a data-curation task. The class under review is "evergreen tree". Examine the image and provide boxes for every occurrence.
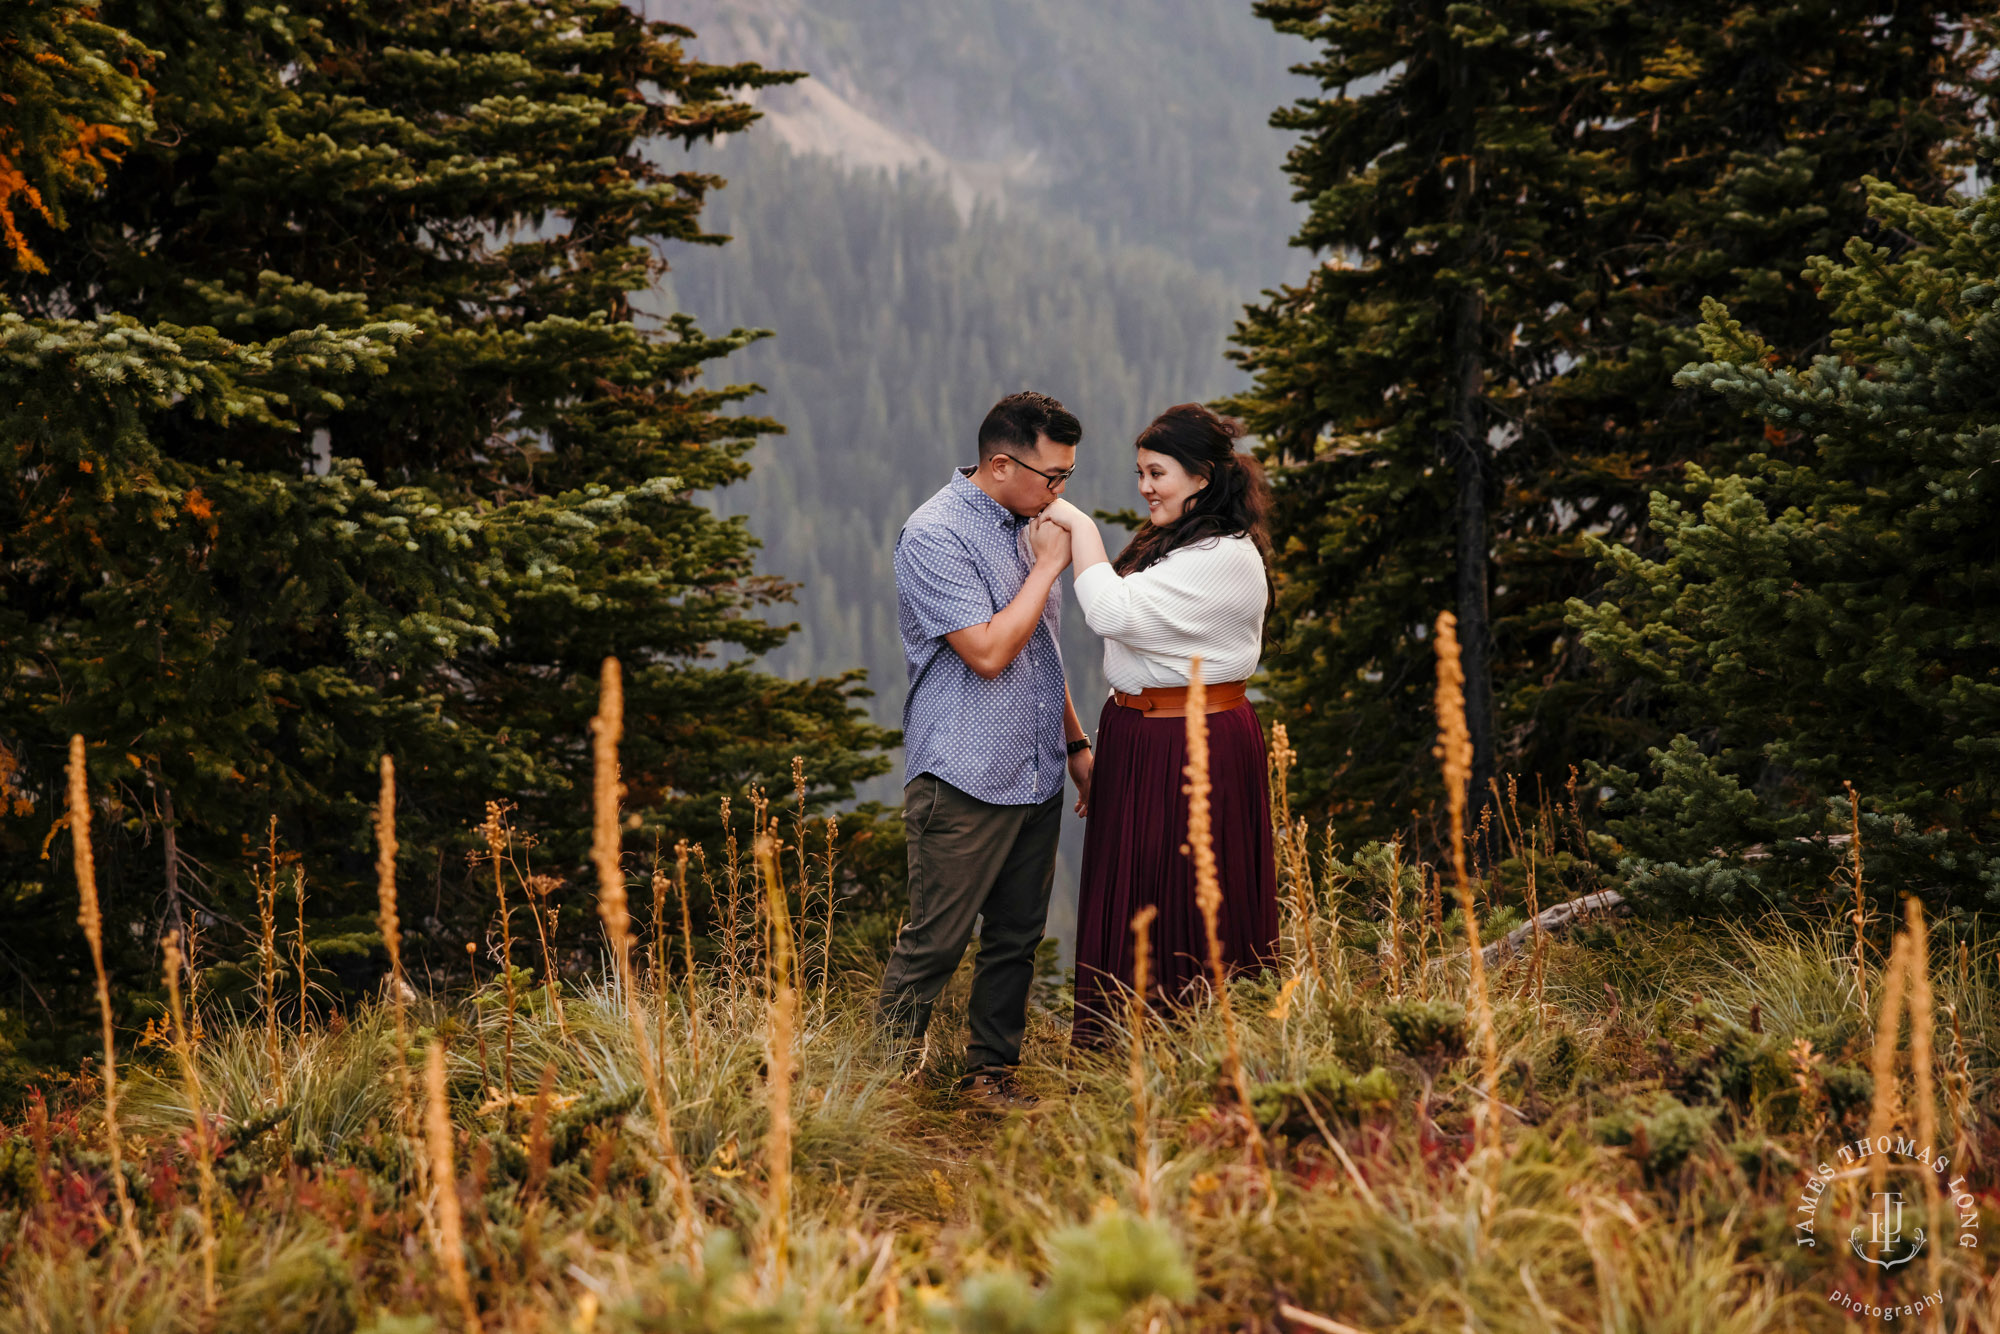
[1570,169,2000,913]
[0,1,148,271]
[1,1,891,1043]
[1236,0,1994,841]
[1232,0,1611,837]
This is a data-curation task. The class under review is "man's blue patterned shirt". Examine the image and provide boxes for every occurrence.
[895,469,1067,806]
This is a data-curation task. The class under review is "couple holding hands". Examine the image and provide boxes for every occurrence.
[877,390,1279,1109]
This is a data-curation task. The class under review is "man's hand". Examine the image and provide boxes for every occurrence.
[943,521,1069,680]
[1029,514,1072,571]
[1069,744,1094,817]
[1041,497,1112,577]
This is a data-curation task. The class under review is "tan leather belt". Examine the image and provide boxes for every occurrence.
[1111,680,1249,718]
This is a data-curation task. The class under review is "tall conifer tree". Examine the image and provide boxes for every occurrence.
[1,1,890,1025]
[1237,0,1993,838]
[1571,172,2000,911]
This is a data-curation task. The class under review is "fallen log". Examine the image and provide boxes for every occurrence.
[1478,889,1627,966]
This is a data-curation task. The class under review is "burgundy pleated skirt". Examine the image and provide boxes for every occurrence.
[1071,694,1279,1049]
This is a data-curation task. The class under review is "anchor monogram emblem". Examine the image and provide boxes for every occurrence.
[1850,1191,1927,1269]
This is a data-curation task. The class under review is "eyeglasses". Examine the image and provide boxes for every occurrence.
[995,453,1076,491]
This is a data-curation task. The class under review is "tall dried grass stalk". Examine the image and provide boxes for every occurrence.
[1319,826,1351,995]
[378,752,433,1249]
[590,658,700,1266]
[749,787,772,967]
[1491,777,1546,1009]
[1845,781,1869,1017]
[1434,612,1503,1167]
[259,816,283,1089]
[523,872,568,1041]
[424,1042,483,1333]
[1901,897,1943,1308]
[820,815,839,1007]
[1269,725,1326,994]
[524,1059,555,1204]
[1864,931,1912,1202]
[791,756,810,939]
[1425,860,1446,977]
[755,832,798,1285]
[650,856,670,1001]
[675,839,701,1077]
[67,737,140,1261]
[1183,659,1272,1191]
[161,929,218,1309]
[1127,904,1158,1217]
[292,865,310,1028]
[482,804,518,1111]
[1948,941,1974,1169]
[376,755,415,1130]
[1382,839,1407,997]
[720,796,744,986]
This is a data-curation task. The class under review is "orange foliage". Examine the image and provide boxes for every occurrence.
[0,112,133,272]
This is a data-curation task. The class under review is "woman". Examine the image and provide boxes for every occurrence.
[1042,402,1279,1049]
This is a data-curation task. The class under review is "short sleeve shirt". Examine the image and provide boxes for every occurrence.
[895,469,1067,805]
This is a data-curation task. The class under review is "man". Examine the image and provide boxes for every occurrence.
[878,389,1094,1110]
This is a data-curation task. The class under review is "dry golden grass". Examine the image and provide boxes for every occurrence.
[66,734,140,1263]
[159,929,217,1309]
[590,656,699,1266]
[424,1040,482,1334]
[1432,611,1502,1172]
[483,802,520,1111]
[13,679,2000,1334]
[1183,659,1273,1196]
[1127,902,1159,1218]
[756,830,799,1287]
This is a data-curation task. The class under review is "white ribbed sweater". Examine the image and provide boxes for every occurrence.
[1072,534,1267,692]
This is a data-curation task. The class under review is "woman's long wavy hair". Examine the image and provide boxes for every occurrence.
[1111,403,1272,576]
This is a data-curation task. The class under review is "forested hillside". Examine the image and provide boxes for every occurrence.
[649,0,1308,287]
[651,140,1243,720]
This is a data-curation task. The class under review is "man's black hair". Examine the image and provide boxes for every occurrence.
[976,390,1081,461]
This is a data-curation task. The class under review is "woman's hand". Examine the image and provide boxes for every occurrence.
[1041,497,1111,577]
[1040,497,1089,530]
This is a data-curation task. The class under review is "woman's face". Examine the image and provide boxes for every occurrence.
[1135,447,1208,526]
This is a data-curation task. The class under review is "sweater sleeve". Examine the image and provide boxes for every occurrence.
[1072,539,1261,652]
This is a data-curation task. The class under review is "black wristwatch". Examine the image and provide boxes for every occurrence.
[1066,736,1093,756]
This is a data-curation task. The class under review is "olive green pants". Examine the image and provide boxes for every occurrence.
[876,774,1062,1072]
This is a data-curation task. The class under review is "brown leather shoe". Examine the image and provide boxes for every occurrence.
[957,1069,1039,1113]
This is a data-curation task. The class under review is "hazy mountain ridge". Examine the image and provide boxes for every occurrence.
[647,0,1312,285]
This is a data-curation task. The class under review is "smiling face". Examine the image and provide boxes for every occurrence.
[1135,446,1209,526]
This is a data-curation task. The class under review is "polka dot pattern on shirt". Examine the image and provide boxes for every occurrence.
[895,469,1068,806]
